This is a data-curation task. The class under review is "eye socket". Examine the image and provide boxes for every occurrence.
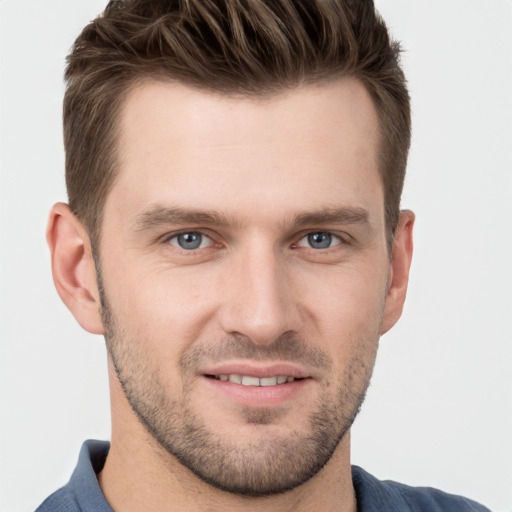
[168,232,213,250]
[297,232,342,250]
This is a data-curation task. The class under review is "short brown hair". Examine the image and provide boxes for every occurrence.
[64,0,410,249]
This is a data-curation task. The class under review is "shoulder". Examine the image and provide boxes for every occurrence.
[34,440,111,512]
[35,486,80,512]
[352,466,491,512]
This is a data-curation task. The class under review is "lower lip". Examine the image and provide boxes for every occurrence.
[200,376,311,408]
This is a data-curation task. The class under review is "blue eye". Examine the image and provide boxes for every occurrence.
[169,232,212,250]
[298,232,342,249]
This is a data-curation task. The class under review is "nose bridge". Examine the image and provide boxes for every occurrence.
[220,239,297,345]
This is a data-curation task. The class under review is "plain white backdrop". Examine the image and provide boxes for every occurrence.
[0,1,511,511]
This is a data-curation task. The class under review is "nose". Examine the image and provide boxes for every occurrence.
[219,242,301,346]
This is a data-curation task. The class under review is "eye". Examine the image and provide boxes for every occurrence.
[168,232,213,250]
[297,232,342,250]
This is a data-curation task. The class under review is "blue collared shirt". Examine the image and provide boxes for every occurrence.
[35,440,491,511]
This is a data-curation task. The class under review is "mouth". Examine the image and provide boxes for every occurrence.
[205,374,303,386]
[199,363,312,408]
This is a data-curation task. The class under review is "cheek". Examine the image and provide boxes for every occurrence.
[300,261,388,326]
[101,241,388,364]
[102,261,220,360]
[299,263,386,365]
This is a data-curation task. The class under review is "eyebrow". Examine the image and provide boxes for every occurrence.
[133,204,370,232]
[133,205,236,231]
[291,207,370,227]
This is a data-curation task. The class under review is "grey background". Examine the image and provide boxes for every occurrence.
[1,1,511,510]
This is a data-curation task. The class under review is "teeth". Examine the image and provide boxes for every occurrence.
[216,374,295,386]
[228,374,242,384]
[241,376,260,386]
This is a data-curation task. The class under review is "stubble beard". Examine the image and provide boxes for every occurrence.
[98,277,379,497]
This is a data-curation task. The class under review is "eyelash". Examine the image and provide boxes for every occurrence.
[162,230,348,252]
[295,232,343,250]
[163,231,216,252]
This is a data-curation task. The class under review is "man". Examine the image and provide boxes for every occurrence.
[35,1,491,510]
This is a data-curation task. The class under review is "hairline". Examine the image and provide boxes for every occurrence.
[87,72,393,255]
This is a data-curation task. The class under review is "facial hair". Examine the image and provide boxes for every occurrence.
[97,270,380,497]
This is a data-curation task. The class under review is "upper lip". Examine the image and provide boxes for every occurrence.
[200,362,312,379]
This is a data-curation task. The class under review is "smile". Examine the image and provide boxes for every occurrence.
[201,368,312,407]
[209,375,298,386]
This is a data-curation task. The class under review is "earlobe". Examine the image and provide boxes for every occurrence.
[380,210,415,335]
[46,203,104,335]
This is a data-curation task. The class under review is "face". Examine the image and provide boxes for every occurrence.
[98,79,391,496]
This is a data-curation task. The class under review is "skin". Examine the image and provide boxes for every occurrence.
[47,78,414,512]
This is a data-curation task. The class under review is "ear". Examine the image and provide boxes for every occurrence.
[46,203,104,335]
[381,210,415,335]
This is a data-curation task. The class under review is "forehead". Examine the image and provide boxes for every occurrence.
[108,78,382,227]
